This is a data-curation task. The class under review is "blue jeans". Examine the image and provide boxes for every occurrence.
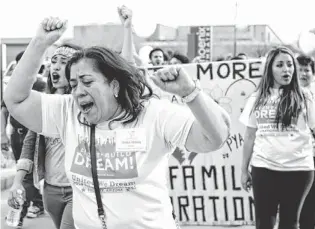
[43,182,75,229]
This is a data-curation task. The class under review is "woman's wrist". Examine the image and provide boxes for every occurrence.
[31,37,51,51]
[241,164,249,172]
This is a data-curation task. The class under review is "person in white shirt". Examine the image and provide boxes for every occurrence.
[240,47,315,229]
[3,17,231,229]
[296,54,315,229]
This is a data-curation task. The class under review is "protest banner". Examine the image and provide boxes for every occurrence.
[148,59,264,226]
[188,26,213,62]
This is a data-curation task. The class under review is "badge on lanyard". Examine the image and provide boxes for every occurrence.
[116,128,147,151]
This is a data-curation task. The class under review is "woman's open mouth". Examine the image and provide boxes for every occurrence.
[80,102,94,114]
[51,72,60,83]
[282,74,291,81]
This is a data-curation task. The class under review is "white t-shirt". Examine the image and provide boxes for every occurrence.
[44,137,69,186]
[40,94,194,229]
[239,88,315,171]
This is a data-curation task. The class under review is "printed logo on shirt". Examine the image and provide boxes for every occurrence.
[255,98,299,136]
[45,137,62,146]
[70,131,141,193]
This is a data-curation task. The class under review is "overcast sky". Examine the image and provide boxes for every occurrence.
[0,0,314,44]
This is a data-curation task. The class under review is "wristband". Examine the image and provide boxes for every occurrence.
[181,80,201,103]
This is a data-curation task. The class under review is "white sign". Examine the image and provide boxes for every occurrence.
[148,59,264,226]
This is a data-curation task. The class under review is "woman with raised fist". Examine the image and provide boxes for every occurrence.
[4,16,230,229]
[8,42,81,229]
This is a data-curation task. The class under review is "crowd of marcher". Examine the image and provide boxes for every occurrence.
[1,5,315,229]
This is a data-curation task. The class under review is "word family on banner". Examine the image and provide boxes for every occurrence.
[148,59,264,226]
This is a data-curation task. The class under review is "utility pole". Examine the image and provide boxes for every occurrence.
[0,42,3,101]
[233,1,238,56]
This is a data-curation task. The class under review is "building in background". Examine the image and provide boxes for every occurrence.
[158,24,284,60]
[72,23,284,61]
[1,38,57,75]
[1,38,31,76]
[1,38,57,100]
[0,23,287,75]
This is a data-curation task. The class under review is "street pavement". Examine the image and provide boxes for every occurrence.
[1,188,255,229]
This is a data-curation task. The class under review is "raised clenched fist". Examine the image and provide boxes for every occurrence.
[117,5,133,28]
[35,17,68,47]
[150,66,196,97]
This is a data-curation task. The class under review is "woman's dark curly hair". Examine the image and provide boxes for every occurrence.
[65,46,154,126]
